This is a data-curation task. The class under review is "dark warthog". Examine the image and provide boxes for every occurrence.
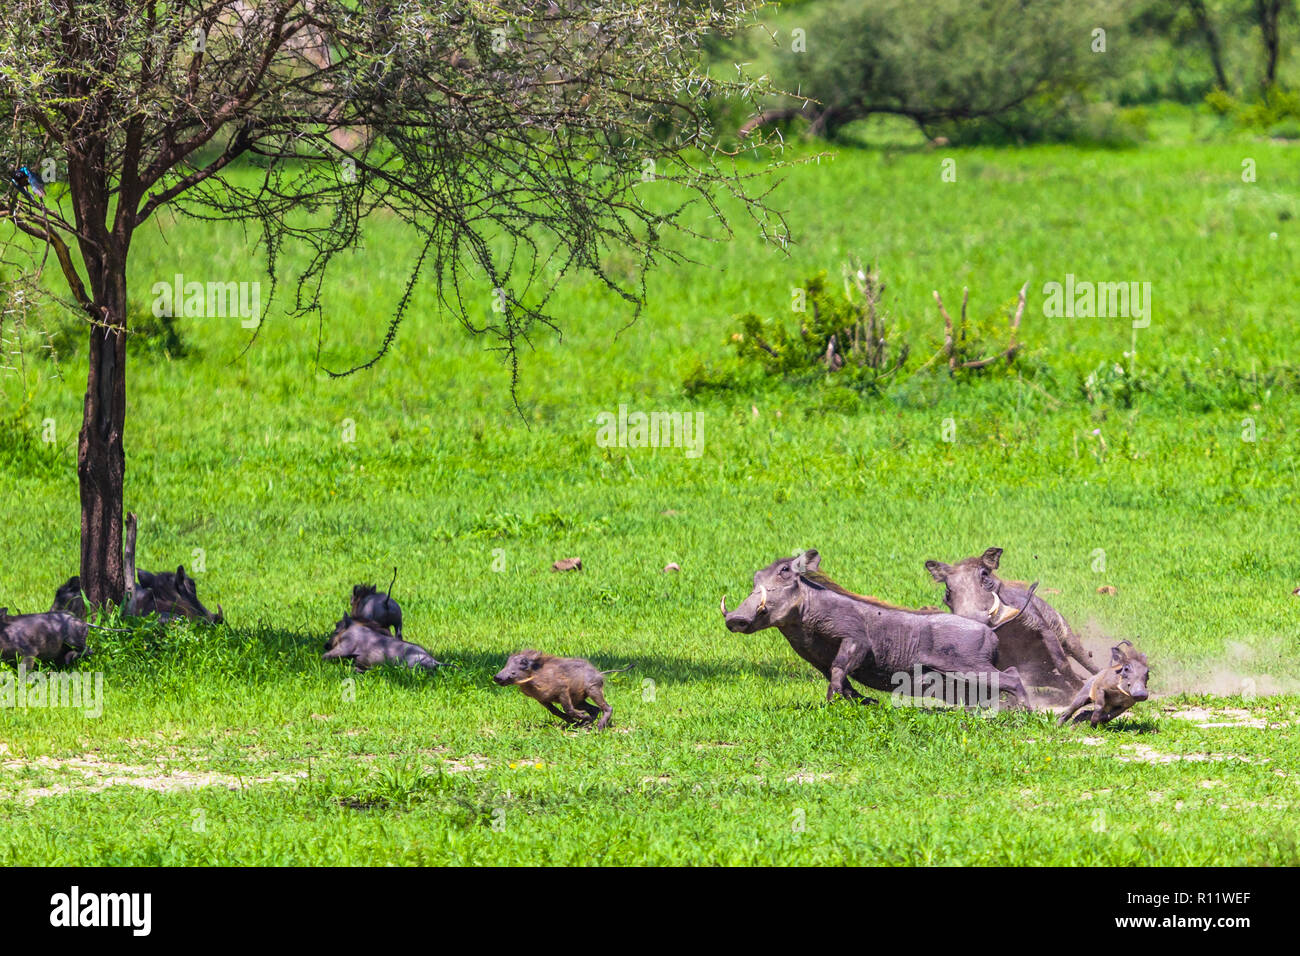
[50,577,86,617]
[351,569,401,638]
[925,548,1096,699]
[322,615,446,673]
[0,609,92,668]
[722,550,1029,708]
[136,566,224,623]
[1058,640,1150,727]
[493,650,633,730]
[52,567,223,623]
[50,513,221,624]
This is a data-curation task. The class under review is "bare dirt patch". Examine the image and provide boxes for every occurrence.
[1164,706,1289,729]
[786,771,834,784]
[0,753,305,803]
[0,745,501,800]
[1114,744,1269,765]
[441,753,490,773]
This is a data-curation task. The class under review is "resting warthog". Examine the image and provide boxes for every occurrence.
[351,569,401,638]
[0,608,91,668]
[52,566,223,623]
[136,566,224,623]
[1058,640,1150,727]
[925,548,1096,698]
[50,577,86,617]
[722,550,1029,708]
[322,614,446,673]
[493,650,633,730]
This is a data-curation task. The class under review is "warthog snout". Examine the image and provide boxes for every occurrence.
[722,586,770,633]
[494,651,541,686]
[724,555,819,634]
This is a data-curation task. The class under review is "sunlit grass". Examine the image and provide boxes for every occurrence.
[1,131,1298,864]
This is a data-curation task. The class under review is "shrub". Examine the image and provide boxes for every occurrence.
[689,261,1030,399]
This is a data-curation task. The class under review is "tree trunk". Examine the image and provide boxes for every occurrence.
[1187,0,1231,93]
[1256,0,1283,90]
[77,263,129,610]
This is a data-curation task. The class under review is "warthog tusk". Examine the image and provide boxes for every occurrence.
[721,595,728,616]
[758,585,768,612]
[987,590,1005,625]
[989,582,1038,630]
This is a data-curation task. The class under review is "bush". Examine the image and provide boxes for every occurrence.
[730,266,909,393]
[44,305,192,363]
[686,262,1031,399]
[1205,87,1300,130]
[934,100,1149,148]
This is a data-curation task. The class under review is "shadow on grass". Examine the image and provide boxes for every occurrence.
[418,646,798,685]
[73,622,853,690]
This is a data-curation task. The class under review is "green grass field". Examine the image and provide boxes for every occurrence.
[2,120,1298,864]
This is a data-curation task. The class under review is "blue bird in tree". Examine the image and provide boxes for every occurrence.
[9,165,45,201]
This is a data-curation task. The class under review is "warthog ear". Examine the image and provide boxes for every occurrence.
[925,561,950,582]
[980,548,1003,570]
[176,564,187,582]
[1111,641,1133,664]
[792,549,821,573]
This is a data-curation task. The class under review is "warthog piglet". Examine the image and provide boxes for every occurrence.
[494,650,633,730]
[1057,640,1150,727]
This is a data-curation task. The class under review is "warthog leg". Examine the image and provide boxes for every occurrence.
[1060,620,1100,675]
[556,689,590,726]
[537,700,580,726]
[827,639,876,704]
[1056,682,1095,726]
[996,666,1031,710]
[587,686,614,730]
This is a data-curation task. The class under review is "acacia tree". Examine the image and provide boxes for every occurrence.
[738,0,1113,140]
[1,1,781,608]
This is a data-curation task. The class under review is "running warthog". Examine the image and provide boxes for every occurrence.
[493,650,633,730]
[722,550,1029,707]
[925,548,1096,698]
[1058,640,1150,727]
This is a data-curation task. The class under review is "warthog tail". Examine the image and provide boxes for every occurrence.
[599,663,637,676]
